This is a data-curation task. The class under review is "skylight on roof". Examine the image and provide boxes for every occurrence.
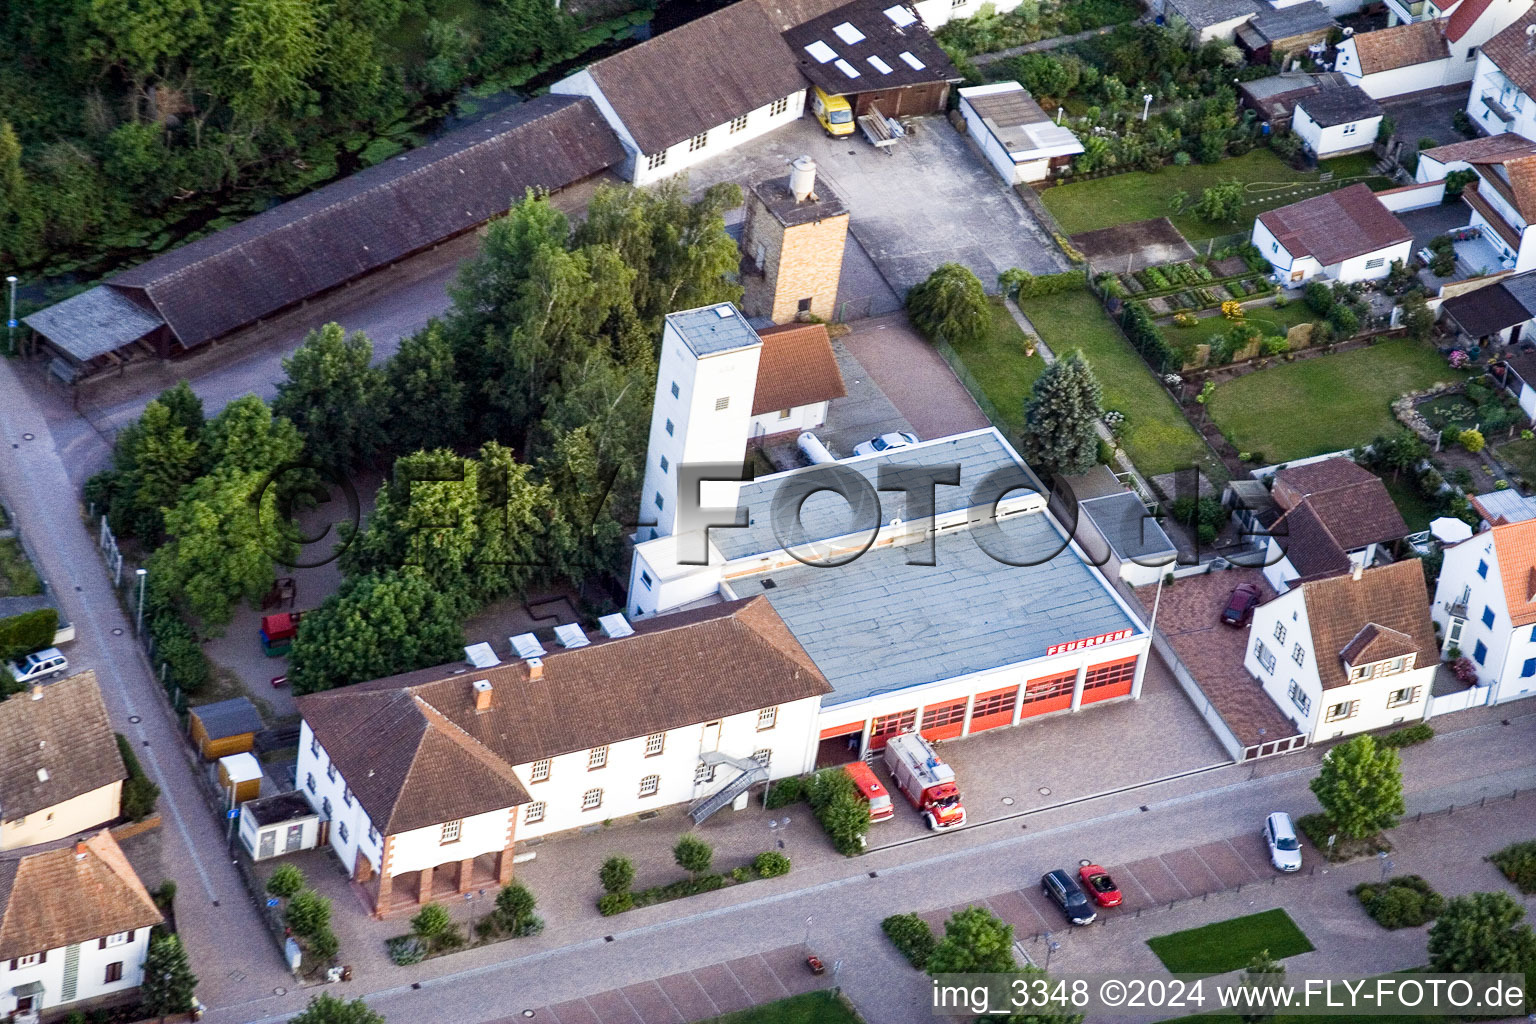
[898,50,925,69]
[833,21,866,43]
[883,4,917,26]
[510,632,545,659]
[554,623,590,648]
[804,39,838,63]
[868,55,893,73]
[835,58,861,78]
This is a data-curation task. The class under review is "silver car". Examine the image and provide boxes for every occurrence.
[7,647,68,684]
[1264,812,1303,872]
[853,431,919,457]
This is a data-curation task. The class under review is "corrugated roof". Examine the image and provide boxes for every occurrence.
[785,0,959,97]
[22,286,165,362]
[83,96,622,351]
[0,831,162,960]
[1258,183,1412,266]
[1296,560,1438,690]
[1166,0,1259,29]
[1480,5,1536,92]
[752,323,848,415]
[960,84,1083,159]
[0,672,126,821]
[1470,487,1536,524]
[1350,20,1449,74]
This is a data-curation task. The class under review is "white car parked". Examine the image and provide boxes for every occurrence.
[1264,811,1303,872]
[7,647,68,684]
[853,431,919,457]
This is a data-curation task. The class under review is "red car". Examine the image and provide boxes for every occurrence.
[1220,583,1262,627]
[1079,865,1122,907]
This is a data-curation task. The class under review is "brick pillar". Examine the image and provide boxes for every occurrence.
[497,806,518,884]
[457,858,474,893]
[417,865,434,905]
[353,850,373,883]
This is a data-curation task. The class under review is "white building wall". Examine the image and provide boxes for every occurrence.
[0,783,122,852]
[1468,52,1536,138]
[297,720,382,877]
[548,69,643,179]
[1310,664,1434,740]
[0,931,153,1016]
[387,807,513,877]
[240,808,320,860]
[1294,105,1382,156]
[959,88,1026,184]
[1432,534,1536,704]
[511,696,822,839]
[1246,588,1324,735]
[750,401,828,439]
[1335,240,1415,282]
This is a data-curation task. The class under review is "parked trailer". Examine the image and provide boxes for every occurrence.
[858,103,905,152]
[882,732,965,829]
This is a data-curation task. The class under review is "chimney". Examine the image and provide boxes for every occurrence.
[29,684,42,701]
[1351,559,1364,581]
[527,656,544,682]
[74,841,87,860]
[472,678,493,712]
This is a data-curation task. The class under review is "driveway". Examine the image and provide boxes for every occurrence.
[689,116,1069,299]
[839,314,991,441]
[1381,88,1473,152]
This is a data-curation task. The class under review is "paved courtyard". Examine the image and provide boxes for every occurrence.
[689,116,1068,299]
[839,314,991,441]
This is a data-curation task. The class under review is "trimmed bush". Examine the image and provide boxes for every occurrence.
[1000,267,1087,300]
[1379,723,1433,748]
[881,913,936,969]
[115,733,160,821]
[753,851,791,878]
[808,767,871,856]
[1489,840,1536,894]
[597,892,633,916]
[765,775,807,809]
[1353,875,1445,928]
[599,855,635,895]
[0,608,58,661]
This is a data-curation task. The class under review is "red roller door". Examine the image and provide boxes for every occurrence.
[1081,656,1137,705]
[1019,670,1076,719]
[869,710,917,750]
[920,699,968,742]
[967,686,1019,733]
[820,721,863,740]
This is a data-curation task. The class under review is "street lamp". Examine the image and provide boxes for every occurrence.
[1379,852,1394,882]
[1141,93,1154,122]
[5,276,16,357]
[1043,931,1061,972]
[135,568,148,635]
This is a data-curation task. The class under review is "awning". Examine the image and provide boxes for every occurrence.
[1430,516,1474,544]
[11,981,43,997]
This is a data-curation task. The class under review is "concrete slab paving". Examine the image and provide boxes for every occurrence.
[691,963,753,1015]
[725,953,790,1006]
[654,973,719,1022]
[985,888,1050,937]
[1105,864,1153,909]
[1194,839,1259,888]
[585,989,643,1024]
[1125,855,1187,904]
[547,998,602,1024]
[838,313,990,441]
[617,982,682,1024]
[1162,847,1223,896]
[762,946,822,996]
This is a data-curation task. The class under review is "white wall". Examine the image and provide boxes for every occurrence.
[1378,181,1446,211]
[0,783,122,852]
[1247,587,1323,735]
[959,92,1025,185]
[240,808,320,861]
[1334,239,1414,282]
[916,0,1027,30]
[297,720,383,877]
[1433,534,1536,704]
[388,807,512,877]
[1253,217,1328,282]
[1468,51,1536,138]
[511,695,821,838]
[750,401,828,439]
[0,930,152,1016]
[1293,105,1382,157]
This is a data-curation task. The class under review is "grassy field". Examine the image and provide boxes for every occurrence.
[0,538,41,598]
[1147,909,1314,974]
[1497,437,1536,483]
[1018,290,1222,479]
[1205,340,1464,464]
[1382,476,1438,533]
[944,298,1048,434]
[703,991,862,1024]
[1042,150,1388,242]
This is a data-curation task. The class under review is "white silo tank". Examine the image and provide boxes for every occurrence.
[789,156,817,202]
[798,431,836,464]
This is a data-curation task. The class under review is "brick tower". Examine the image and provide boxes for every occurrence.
[740,156,849,324]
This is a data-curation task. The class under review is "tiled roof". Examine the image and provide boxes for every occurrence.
[1271,501,1353,578]
[1296,560,1438,690]
[752,324,848,415]
[0,672,126,821]
[1482,8,1536,95]
[1446,0,1493,41]
[1419,133,1536,168]
[1491,518,1536,625]
[1296,84,1382,128]
[1257,183,1412,267]
[1339,622,1418,665]
[1350,20,1449,74]
[785,0,961,98]
[0,831,162,960]
[1167,0,1259,30]
[1272,458,1410,554]
[1472,153,1536,222]
[299,597,831,832]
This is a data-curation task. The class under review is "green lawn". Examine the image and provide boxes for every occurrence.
[1497,437,1536,483]
[1164,300,1316,355]
[944,298,1048,434]
[1206,340,1465,464]
[0,538,41,598]
[1042,150,1390,242]
[1147,909,1314,974]
[1018,290,1222,479]
[699,991,862,1024]
[1382,475,1437,533]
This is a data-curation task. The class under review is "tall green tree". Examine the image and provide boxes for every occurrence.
[1309,735,1405,840]
[290,994,386,1024]
[1003,965,1086,1024]
[1427,891,1536,977]
[202,394,305,474]
[1021,351,1103,478]
[1238,950,1285,1024]
[274,322,389,470]
[382,321,465,455]
[927,905,1016,975]
[215,0,322,123]
[906,263,989,346]
[287,570,466,694]
[140,935,198,1017]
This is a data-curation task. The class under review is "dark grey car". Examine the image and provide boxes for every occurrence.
[1041,869,1097,925]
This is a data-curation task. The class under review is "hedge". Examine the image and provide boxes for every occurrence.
[1379,723,1433,748]
[0,608,58,661]
[1490,840,1536,894]
[115,732,160,822]
[881,913,936,969]
[1001,268,1087,300]
[1352,875,1445,928]
[148,613,209,695]
[1120,301,1178,373]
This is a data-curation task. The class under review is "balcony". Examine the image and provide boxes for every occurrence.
[1385,0,1426,23]
[1481,95,1516,124]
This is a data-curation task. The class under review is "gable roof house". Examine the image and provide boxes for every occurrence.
[1335,0,1532,98]
[1456,147,1536,272]
[1252,183,1414,283]
[1291,83,1384,157]
[1245,559,1437,742]
[296,597,831,916]
[1261,458,1410,591]
[749,323,848,439]
[1431,517,1536,705]
[23,96,624,377]
[0,830,163,1021]
[1443,270,1536,346]
[0,672,126,853]
[1469,8,1536,138]
[785,0,962,117]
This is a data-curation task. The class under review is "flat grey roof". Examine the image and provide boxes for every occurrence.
[715,429,1042,561]
[667,305,762,357]
[737,509,1140,705]
[1080,491,1177,561]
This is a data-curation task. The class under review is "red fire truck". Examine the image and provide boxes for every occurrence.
[882,732,965,830]
[843,761,894,822]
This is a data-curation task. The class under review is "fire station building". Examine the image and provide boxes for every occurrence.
[628,304,1151,763]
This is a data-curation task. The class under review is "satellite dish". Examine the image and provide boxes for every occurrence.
[1526,22,1536,34]
[1343,25,1354,34]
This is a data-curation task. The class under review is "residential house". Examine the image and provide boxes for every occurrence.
[1452,142,1536,271]
[1335,0,1531,98]
[296,598,830,916]
[0,672,125,852]
[0,830,163,1021]
[1431,517,1536,703]
[957,82,1085,184]
[1292,84,1384,157]
[1245,560,1437,742]
[1468,8,1536,138]
[187,696,264,760]
[1262,457,1410,591]
[1252,183,1414,283]
[749,323,848,439]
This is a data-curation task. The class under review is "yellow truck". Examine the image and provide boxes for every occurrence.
[811,86,855,136]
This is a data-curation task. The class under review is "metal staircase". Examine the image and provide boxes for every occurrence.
[687,751,768,824]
